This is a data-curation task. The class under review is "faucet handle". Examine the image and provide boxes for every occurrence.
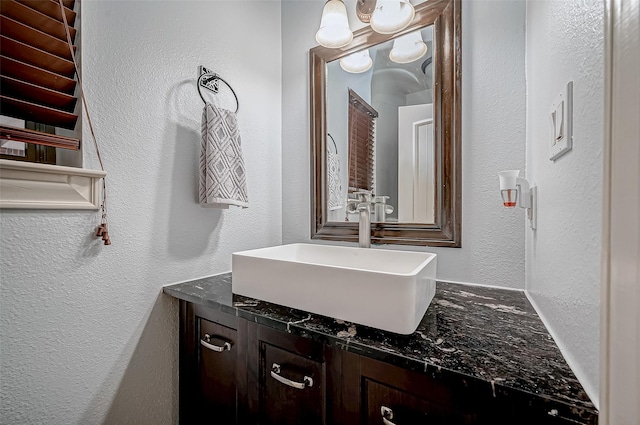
[345,201,358,214]
[346,201,371,214]
[374,197,393,213]
[352,190,372,203]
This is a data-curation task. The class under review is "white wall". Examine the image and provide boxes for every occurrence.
[282,0,527,288]
[0,1,282,423]
[372,78,405,217]
[525,0,603,406]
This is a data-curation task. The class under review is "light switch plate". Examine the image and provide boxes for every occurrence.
[549,81,573,161]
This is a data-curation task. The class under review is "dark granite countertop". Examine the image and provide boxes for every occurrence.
[164,273,597,424]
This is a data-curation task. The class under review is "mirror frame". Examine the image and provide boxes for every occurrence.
[310,0,461,247]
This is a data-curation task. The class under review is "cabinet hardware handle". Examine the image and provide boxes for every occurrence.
[200,334,232,352]
[270,363,313,389]
[381,406,396,425]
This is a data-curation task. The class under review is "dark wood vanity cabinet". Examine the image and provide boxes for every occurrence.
[179,301,582,425]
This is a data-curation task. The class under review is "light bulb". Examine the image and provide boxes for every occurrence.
[316,0,353,49]
[340,49,373,73]
[389,31,427,63]
[370,0,415,35]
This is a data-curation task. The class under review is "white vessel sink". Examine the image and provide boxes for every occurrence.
[231,243,437,334]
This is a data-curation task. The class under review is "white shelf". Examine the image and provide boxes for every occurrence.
[0,159,106,210]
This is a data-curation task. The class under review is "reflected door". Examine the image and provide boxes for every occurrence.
[398,104,435,223]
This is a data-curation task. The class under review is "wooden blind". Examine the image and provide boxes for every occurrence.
[0,0,80,149]
[348,88,378,192]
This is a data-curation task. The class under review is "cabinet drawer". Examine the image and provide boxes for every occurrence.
[364,379,466,425]
[248,325,327,425]
[358,356,481,425]
[260,343,324,425]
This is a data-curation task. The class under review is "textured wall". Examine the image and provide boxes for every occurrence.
[525,1,603,406]
[282,0,527,288]
[0,1,282,424]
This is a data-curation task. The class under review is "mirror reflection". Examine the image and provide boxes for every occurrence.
[326,25,434,224]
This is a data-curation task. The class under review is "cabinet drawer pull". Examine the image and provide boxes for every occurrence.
[381,406,396,425]
[200,334,232,352]
[270,363,313,389]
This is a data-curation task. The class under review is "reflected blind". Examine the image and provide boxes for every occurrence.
[348,88,378,192]
[0,0,80,149]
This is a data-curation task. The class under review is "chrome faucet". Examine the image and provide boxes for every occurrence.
[346,191,372,248]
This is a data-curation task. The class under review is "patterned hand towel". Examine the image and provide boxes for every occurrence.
[327,149,343,211]
[199,103,249,208]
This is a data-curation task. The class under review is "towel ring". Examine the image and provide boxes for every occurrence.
[198,72,240,113]
[327,133,338,154]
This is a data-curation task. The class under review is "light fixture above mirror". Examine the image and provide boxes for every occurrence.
[370,0,415,34]
[316,0,417,49]
[316,0,354,48]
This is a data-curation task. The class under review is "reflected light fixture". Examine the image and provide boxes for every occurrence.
[389,31,427,63]
[316,0,353,49]
[370,0,415,35]
[340,49,373,73]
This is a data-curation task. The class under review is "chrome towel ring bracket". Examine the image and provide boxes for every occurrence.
[197,65,239,113]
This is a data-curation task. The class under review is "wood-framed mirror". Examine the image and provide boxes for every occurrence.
[310,0,461,247]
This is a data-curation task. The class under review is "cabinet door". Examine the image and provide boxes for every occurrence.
[248,324,326,425]
[180,302,242,425]
[197,318,237,424]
